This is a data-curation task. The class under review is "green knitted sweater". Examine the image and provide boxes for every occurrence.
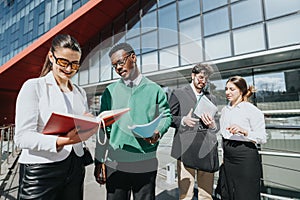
[95,77,172,162]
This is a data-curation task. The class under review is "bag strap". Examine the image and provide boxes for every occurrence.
[74,84,107,146]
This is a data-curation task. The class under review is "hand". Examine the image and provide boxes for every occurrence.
[226,124,248,136]
[94,163,106,185]
[144,130,160,144]
[56,126,98,150]
[200,113,216,129]
[83,112,94,117]
[182,108,198,127]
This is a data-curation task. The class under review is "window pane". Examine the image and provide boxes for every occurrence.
[203,7,229,36]
[141,31,157,54]
[141,11,157,34]
[127,16,140,38]
[255,72,287,103]
[126,36,140,55]
[158,0,175,7]
[141,51,158,73]
[265,0,300,20]
[159,45,179,69]
[88,51,100,83]
[267,15,300,48]
[231,0,263,28]
[205,32,231,60]
[114,14,126,41]
[180,40,203,66]
[158,3,178,48]
[203,0,227,12]
[79,69,88,85]
[178,0,200,20]
[100,50,112,81]
[179,16,201,43]
[233,23,266,55]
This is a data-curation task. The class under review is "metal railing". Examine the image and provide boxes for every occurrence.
[0,124,17,174]
[0,121,299,199]
[259,123,300,200]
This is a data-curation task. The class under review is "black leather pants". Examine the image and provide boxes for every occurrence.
[18,150,85,200]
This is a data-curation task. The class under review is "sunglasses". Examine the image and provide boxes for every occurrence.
[51,51,80,70]
[111,54,132,69]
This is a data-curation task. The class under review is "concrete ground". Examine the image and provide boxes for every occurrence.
[0,129,182,200]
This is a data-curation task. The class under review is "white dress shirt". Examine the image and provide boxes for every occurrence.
[190,83,203,101]
[15,71,88,164]
[220,101,267,144]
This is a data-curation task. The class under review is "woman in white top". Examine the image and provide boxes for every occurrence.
[219,76,267,200]
[14,34,98,200]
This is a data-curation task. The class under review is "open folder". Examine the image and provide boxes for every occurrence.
[194,95,218,118]
[43,108,130,135]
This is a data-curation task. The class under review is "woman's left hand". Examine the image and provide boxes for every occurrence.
[226,124,248,136]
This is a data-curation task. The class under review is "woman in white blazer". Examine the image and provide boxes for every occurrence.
[14,34,98,200]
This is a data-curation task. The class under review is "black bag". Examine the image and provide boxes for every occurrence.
[82,147,94,166]
[176,129,219,173]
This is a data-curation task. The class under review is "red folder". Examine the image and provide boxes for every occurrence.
[43,108,130,135]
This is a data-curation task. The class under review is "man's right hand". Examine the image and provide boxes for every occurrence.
[94,163,106,185]
[182,108,198,127]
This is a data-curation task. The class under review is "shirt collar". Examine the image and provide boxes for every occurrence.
[190,83,203,97]
[226,101,244,109]
[123,74,143,87]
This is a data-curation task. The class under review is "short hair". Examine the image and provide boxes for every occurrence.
[109,42,135,57]
[192,63,214,77]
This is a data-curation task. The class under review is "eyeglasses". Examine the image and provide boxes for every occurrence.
[51,51,80,70]
[194,74,208,81]
[111,54,131,69]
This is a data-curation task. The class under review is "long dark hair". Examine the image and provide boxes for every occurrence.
[226,76,255,102]
[39,34,81,77]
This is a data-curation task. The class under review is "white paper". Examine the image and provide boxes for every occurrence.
[194,95,218,118]
[128,113,163,138]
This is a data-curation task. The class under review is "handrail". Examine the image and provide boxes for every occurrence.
[266,125,300,130]
[261,193,299,200]
[0,124,16,174]
[263,109,300,115]
[259,151,300,158]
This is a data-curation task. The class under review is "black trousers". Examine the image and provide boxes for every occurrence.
[18,150,85,200]
[223,139,262,200]
[106,159,158,200]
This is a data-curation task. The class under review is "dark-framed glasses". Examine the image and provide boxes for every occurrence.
[111,54,132,69]
[195,74,208,81]
[51,51,80,70]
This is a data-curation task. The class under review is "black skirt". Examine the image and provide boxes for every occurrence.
[18,150,85,200]
[222,139,262,200]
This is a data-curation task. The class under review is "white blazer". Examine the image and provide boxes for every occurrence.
[15,71,87,164]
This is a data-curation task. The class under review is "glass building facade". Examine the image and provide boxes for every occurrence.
[1,0,300,198]
[0,0,89,66]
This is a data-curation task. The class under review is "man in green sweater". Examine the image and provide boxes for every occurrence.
[94,42,172,200]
